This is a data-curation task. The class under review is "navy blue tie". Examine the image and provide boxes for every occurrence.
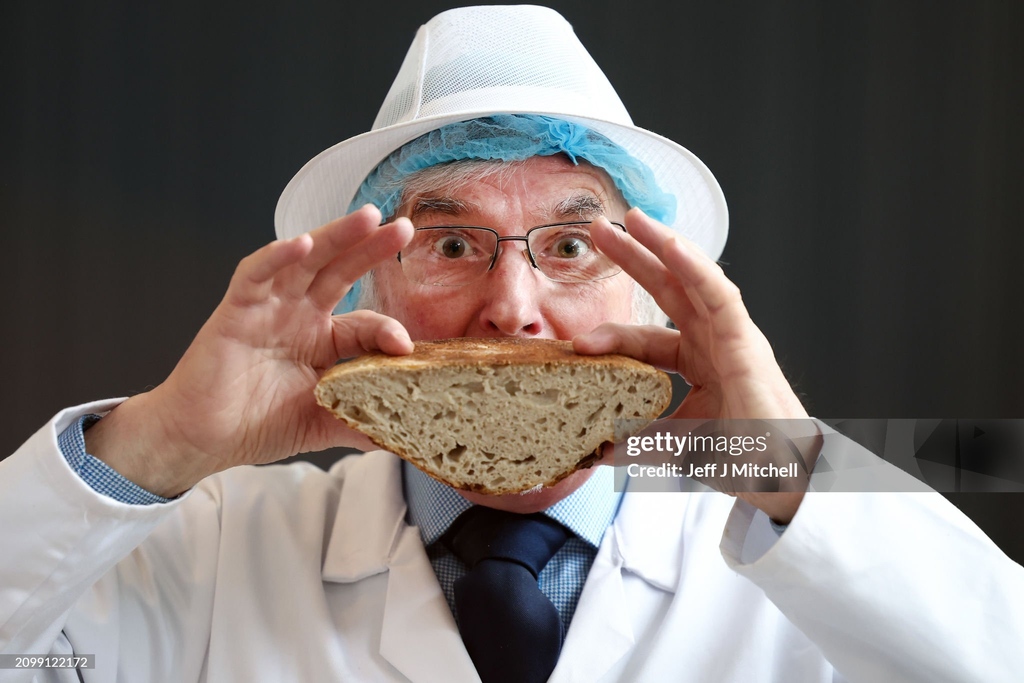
[442,506,572,683]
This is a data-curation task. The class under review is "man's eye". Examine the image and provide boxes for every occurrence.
[435,236,471,258]
[553,237,589,259]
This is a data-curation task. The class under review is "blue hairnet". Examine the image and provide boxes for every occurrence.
[338,114,677,313]
[349,114,676,223]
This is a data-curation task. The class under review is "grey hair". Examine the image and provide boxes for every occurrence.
[355,159,670,327]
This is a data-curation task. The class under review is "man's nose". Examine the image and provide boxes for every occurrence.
[477,241,545,337]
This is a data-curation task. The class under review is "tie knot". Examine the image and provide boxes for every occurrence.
[443,507,572,577]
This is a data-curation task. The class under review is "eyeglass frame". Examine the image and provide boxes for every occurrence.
[395,220,628,285]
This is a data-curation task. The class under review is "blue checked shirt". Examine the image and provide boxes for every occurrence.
[58,416,623,634]
[58,415,171,505]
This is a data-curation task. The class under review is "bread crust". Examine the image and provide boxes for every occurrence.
[318,337,660,378]
[316,338,671,494]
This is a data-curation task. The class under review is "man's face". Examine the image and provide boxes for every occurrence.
[375,155,634,341]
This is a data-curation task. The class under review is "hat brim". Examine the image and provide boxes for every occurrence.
[274,110,728,260]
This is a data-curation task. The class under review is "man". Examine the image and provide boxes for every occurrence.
[1,6,1021,682]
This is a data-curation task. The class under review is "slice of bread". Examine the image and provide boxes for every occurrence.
[315,337,672,495]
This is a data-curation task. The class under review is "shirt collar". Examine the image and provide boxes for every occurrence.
[403,460,622,548]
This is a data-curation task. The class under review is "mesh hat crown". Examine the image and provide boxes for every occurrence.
[274,5,728,259]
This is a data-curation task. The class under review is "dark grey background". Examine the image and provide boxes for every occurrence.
[2,2,1021,560]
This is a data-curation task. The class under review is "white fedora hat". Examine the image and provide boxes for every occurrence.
[274,5,728,259]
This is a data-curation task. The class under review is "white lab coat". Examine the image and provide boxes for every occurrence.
[1,400,1022,682]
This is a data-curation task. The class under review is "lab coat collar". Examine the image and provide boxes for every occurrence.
[320,453,693,682]
[321,451,693,592]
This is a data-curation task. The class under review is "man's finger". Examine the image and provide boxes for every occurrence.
[624,209,751,345]
[621,207,716,273]
[330,310,414,359]
[659,237,750,346]
[278,205,385,300]
[305,205,383,268]
[228,235,313,307]
[306,217,414,311]
[591,217,698,324]
[573,323,684,373]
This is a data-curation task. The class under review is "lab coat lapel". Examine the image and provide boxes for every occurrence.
[321,451,479,683]
[321,451,406,582]
[612,490,690,591]
[551,489,691,681]
[380,524,480,683]
[550,528,634,682]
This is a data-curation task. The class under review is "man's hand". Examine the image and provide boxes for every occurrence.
[575,209,815,522]
[85,205,415,498]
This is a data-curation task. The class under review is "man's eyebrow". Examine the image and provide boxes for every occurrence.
[409,196,472,219]
[409,192,607,222]
[553,193,606,220]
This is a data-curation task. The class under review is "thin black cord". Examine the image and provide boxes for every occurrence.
[60,629,86,683]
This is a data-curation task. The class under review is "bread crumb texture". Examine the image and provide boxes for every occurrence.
[316,338,671,495]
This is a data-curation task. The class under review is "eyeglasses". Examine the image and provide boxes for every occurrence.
[396,221,627,287]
